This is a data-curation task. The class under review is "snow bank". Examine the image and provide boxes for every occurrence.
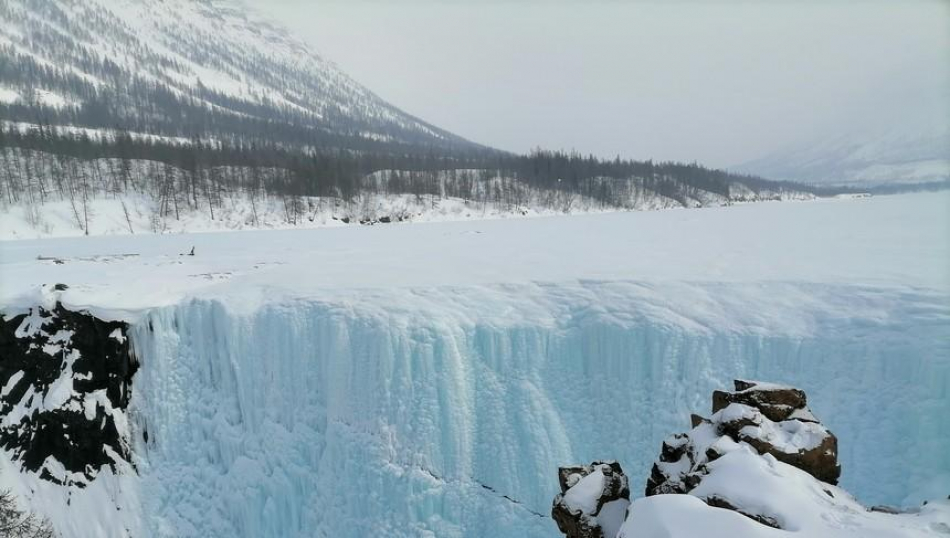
[0,190,630,241]
[621,448,950,538]
[1,192,947,313]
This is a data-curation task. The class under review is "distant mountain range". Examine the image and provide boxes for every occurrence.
[733,123,949,187]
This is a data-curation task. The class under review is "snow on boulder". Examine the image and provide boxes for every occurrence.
[620,447,950,537]
[552,461,631,538]
[712,379,811,422]
[647,379,840,498]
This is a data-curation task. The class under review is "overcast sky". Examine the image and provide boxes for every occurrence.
[249,0,949,168]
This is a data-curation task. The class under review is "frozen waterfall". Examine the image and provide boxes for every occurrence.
[125,281,949,538]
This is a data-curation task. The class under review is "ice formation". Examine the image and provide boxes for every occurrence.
[8,281,935,538]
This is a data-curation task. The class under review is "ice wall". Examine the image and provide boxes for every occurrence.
[127,281,949,538]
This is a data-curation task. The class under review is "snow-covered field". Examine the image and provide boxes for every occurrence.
[0,190,664,241]
[1,192,948,537]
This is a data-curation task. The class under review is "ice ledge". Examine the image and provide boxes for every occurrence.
[0,276,947,538]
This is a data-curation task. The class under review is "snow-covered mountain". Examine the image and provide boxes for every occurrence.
[0,0,473,152]
[0,0,829,241]
[733,123,950,187]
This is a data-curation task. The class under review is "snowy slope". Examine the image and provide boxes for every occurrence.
[1,192,948,538]
[0,0,471,151]
[0,0,829,238]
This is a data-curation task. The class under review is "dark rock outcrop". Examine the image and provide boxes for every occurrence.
[0,299,138,486]
[552,461,630,538]
[712,380,810,422]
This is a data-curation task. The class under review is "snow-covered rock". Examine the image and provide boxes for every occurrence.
[647,379,840,497]
[620,459,950,538]
[617,381,950,537]
[552,461,630,538]
[550,380,950,538]
[0,293,137,487]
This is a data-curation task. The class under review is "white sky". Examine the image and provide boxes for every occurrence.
[250,0,949,167]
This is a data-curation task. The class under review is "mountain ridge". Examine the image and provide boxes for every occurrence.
[0,0,482,154]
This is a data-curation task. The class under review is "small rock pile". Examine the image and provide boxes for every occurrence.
[647,379,840,496]
[552,381,841,538]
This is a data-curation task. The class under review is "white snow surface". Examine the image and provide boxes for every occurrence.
[0,87,19,104]
[0,192,948,538]
[2,193,947,312]
[711,402,830,453]
[620,448,950,538]
[560,464,630,537]
[563,467,608,515]
[0,189,662,241]
[740,415,830,453]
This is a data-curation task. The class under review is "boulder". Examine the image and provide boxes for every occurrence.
[712,379,808,422]
[552,461,630,538]
[737,418,840,484]
[646,380,840,500]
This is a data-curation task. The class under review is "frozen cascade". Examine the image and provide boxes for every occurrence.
[125,281,949,538]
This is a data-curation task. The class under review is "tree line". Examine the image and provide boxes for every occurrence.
[0,122,820,215]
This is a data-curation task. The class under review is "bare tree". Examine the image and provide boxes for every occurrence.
[121,199,135,234]
[0,488,55,538]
